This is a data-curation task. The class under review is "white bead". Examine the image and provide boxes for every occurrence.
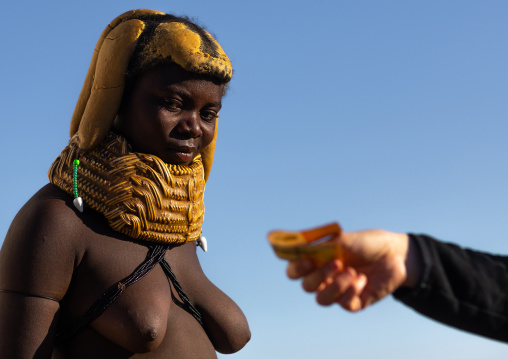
[73,197,84,213]
[196,236,207,252]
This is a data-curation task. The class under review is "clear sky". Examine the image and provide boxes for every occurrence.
[2,0,508,357]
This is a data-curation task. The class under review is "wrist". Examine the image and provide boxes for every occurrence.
[401,234,423,288]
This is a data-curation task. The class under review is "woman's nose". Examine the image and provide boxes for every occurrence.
[178,111,202,138]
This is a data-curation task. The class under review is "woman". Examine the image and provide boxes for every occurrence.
[0,9,250,358]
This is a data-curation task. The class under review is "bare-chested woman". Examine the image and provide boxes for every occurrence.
[0,9,250,358]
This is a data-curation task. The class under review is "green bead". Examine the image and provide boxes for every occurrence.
[74,159,80,166]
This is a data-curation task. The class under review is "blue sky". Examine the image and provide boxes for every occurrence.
[2,1,508,357]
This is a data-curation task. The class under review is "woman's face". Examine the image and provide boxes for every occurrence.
[115,65,224,165]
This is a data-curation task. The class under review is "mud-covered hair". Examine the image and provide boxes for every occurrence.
[127,14,230,83]
[123,14,230,99]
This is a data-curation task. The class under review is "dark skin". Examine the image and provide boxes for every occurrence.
[0,65,250,358]
[116,64,222,166]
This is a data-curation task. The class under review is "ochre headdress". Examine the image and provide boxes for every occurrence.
[69,9,232,181]
[49,9,233,245]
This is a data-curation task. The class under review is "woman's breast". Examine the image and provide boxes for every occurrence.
[58,300,217,359]
[58,235,217,357]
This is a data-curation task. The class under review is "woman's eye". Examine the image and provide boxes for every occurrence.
[162,99,182,111]
[201,111,218,122]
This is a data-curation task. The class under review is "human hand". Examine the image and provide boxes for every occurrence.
[286,229,419,311]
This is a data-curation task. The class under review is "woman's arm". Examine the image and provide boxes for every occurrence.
[0,187,78,358]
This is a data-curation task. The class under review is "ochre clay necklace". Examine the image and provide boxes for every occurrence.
[49,132,206,245]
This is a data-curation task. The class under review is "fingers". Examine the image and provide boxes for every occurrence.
[287,259,371,312]
[315,269,367,311]
[287,259,342,287]
[286,259,315,279]
[301,260,342,292]
[337,272,367,312]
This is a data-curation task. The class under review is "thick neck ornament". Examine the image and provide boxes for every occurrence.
[48,132,205,244]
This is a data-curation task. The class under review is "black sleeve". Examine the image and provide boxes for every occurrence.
[393,233,508,343]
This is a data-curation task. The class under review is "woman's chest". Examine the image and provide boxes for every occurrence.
[60,234,207,353]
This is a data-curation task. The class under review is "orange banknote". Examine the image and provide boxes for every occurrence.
[267,222,342,265]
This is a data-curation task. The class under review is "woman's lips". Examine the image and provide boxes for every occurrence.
[169,145,196,154]
[165,145,197,164]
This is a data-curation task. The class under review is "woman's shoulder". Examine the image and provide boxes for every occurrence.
[29,183,76,210]
[0,184,83,300]
[10,183,84,240]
